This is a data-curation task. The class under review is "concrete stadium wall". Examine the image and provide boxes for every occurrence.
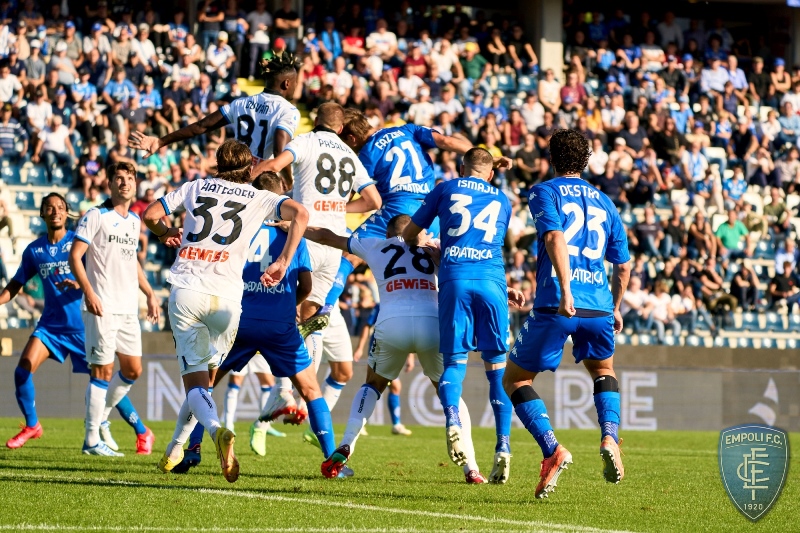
[0,330,798,432]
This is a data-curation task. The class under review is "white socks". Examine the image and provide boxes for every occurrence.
[254,386,272,431]
[341,385,379,453]
[459,398,479,474]
[322,375,346,412]
[187,387,222,439]
[167,397,198,460]
[102,372,133,421]
[84,379,108,447]
[222,384,240,430]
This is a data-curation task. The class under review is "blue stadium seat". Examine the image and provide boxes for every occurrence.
[685,335,702,347]
[765,312,786,332]
[653,193,670,209]
[99,144,108,160]
[215,82,230,101]
[620,212,635,227]
[755,240,776,260]
[713,336,726,347]
[65,190,83,212]
[7,317,28,328]
[615,333,629,345]
[26,165,48,186]
[663,335,679,346]
[0,162,21,185]
[787,338,798,349]
[492,74,516,93]
[516,75,536,94]
[694,312,711,331]
[145,269,162,290]
[51,167,73,187]
[638,334,652,345]
[789,314,800,330]
[740,312,758,331]
[15,191,37,210]
[761,337,776,349]
[29,216,46,235]
[734,337,754,349]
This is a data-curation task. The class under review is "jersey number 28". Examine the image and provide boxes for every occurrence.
[447,194,501,243]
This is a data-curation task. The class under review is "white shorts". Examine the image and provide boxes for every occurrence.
[306,240,341,307]
[83,311,142,366]
[231,353,272,376]
[321,307,353,364]
[368,315,442,381]
[169,287,242,376]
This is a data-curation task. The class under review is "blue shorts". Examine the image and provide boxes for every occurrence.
[357,200,440,238]
[31,327,89,374]
[438,279,509,356]
[509,311,615,373]
[220,319,311,378]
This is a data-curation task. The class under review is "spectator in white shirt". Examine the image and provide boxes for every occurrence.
[32,114,75,181]
[0,61,22,104]
[774,238,798,274]
[587,137,609,177]
[520,91,545,132]
[366,19,397,63]
[397,64,424,105]
[133,24,159,74]
[433,84,464,119]
[407,87,436,126]
[205,31,236,83]
[431,38,461,83]
[620,275,648,333]
[246,0,272,80]
[26,86,52,133]
[644,280,681,344]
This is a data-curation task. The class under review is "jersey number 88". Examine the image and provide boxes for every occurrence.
[315,153,356,197]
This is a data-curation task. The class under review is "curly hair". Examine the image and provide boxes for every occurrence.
[548,129,591,176]
[258,51,301,86]
[215,140,252,184]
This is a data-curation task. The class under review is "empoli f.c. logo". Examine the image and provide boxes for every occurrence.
[719,424,789,521]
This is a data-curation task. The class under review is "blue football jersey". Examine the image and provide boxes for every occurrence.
[528,177,630,314]
[241,224,312,324]
[12,230,83,333]
[412,177,511,284]
[325,256,354,307]
[358,124,438,205]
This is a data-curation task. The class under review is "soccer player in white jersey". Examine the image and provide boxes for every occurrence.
[131,53,301,187]
[258,102,381,429]
[69,161,161,457]
[299,215,493,483]
[142,140,309,483]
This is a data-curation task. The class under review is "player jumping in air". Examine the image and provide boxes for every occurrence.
[403,148,523,485]
[4,194,147,451]
[143,140,308,482]
[503,129,631,499]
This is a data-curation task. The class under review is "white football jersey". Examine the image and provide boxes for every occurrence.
[75,200,141,315]
[220,91,300,163]
[160,178,289,301]
[347,235,438,324]
[285,129,374,235]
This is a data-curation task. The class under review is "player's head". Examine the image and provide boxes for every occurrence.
[215,139,253,184]
[259,52,301,98]
[461,147,494,182]
[387,214,412,238]
[549,129,591,177]
[315,102,345,133]
[253,171,286,194]
[107,161,137,202]
[340,108,373,152]
[40,192,68,230]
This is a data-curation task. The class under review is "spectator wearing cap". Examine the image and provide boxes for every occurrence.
[459,41,489,99]
[245,0,271,79]
[0,59,22,106]
[303,26,321,59]
[139,76,162,110]
[83,23,112,65]
[49,40,78,86]
[681,54,699,99]
[173,49,201,91]
[609,136,634,175]
[319,16,343,71]
[681,139,708,190]
[0,102,28,162]
[72,67,97,104]
[771,58,791,103]
[722,164,748,211]
[670,96,693,134]
[110,24,133,68]
[273,0,300,53]
[125,50,146,89]
[32,114,75,181]
[23,40,45,92]
[7,47,25,82]
[700,55,729,107]
[12,20,30,61]
[205,30,236,84]
[61,20,84,67]
[661,54,688,97]
[52,86,76,133]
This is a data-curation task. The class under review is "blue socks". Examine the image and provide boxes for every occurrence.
[594,376,621,444]
[307,397,335,458]
[188,386,212,450]
[14,366,37,427]
[510,386,559,458]
[388,392,401,425]
[115,396,146,435]
[439,354,468,428]
[485,367,512,453]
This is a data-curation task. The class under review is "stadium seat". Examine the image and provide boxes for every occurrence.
[755,240,776,260]
[735,337,755,349]
[145,269,162,290]
[787,338,798,349]
[713,336,726,347]
[15,191,37,211]
[65,190,83,212]
[761,337,776,349]
[620,211,635,227]
[0,162,21,185]
[25,165,48,186]
[615,333,629,345]
[29,216,46,236]
[516,75,536,94]
[789,313,800,330]
[51,167,73,187]
[215,82,230,101]
[638,334,652,345]
[685,335,702,347]
[663,335,679,346]
[491,74,516,93]
[765,312,786,332]
[740,312,758,331]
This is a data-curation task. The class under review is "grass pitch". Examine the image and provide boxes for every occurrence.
[0,418,796,532]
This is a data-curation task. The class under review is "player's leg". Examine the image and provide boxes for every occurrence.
[291,365,336,460]
[222,372,245,430]
[251,363,286,437]
[320,312,354,412]
[388,376,412,435]
[6,336,51,448]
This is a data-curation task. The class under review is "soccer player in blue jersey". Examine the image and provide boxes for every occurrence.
[4,194,148,450]
[503,129,631,499]
[403,147,523,484]
[340,108,494,238]
[167,172,339,477]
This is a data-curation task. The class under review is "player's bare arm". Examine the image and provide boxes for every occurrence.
[136,262,160,324]
[0,279,24,305]
[507,287,526,309]
[400,220,425,246]
[68,239,103,316]
[302,227,349,252]
[345,184,382,213]
[296,271,312,305]
[261,199,309,287]
[543,230,575,318]
[431,130,512,170]
[143,200,183,247]
[130,110,228,156]
[610,262,631,333]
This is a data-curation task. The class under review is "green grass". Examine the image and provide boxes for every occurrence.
[0,419,797,532]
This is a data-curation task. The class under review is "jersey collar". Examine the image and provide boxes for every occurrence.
[313,125,338,135]
[261,88,282,96]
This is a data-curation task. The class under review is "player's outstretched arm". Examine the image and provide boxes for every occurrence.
[0,279,24,306]
[69,239,103,317]
[611,261,632,333]
[262,199,309,287]
[137,262,161,324]
[345,184,382,213]
[401,220,424,246]
[302,227,349,252]
[130,110,228,156]
[143,200,182,247]
[254,148,294,174]
[431,131,512,169]
[543,230,575,318]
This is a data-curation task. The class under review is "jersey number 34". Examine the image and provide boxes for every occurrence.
[447,194,501,243]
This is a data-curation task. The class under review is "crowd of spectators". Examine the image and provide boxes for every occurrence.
[0,2,798,342]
